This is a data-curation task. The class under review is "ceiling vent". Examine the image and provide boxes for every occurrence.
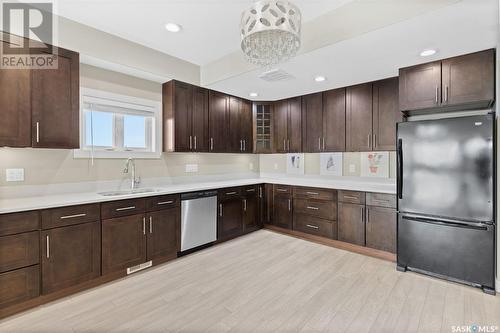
[259,69,295,82]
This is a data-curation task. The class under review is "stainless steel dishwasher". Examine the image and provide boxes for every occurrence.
[181,190,218,252]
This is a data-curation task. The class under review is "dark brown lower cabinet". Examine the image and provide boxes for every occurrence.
[102,214,146,275]
[293,214,336,239]
[365,206,396,253]
[0,265,39,309]
[146,208,180,261]
[243,187,259,232]
[41,221,100,294]
[273,193,292,229]
[338,202,365,246]
[218,196,243,240]
[0,231,39,273]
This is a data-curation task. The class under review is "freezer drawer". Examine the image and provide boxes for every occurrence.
[397,214,495,291]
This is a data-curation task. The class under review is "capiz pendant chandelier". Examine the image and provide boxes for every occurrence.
[240,1,302,67]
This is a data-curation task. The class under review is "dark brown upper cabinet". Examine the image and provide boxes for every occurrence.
[372,77,402,151]
[163,80,209,152]
[302,93,323,153]
[208,90,229,152]
[253,102,274,153]
[0,33,79,149]
[273,97,302,153]
[228,96,253,153]
[346,83,373,152]
[399,49,494,113]
[323,88,346,152]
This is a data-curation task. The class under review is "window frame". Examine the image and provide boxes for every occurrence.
[74,88,162,159]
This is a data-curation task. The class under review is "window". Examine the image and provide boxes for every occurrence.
[74,88,162,159]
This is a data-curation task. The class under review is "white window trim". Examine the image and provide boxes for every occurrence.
[74,88,162,159]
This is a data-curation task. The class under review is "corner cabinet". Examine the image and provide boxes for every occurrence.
[253,102,274,153]
[0,33,79,149]
[399,49,495,113]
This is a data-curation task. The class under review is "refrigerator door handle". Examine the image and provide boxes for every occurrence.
[397,138,403,199]
[401,214,490,231]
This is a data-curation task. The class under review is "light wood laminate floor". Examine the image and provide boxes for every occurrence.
[1,230,499,333]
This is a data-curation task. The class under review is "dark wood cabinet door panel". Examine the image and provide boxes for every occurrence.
[264,184,274,224]
[209,90,229,152]
[293,187,336,201]
[192,86,209,152]
[441,49,494,107]
[373,77,401,151]
[102,214,146,275]
[0,65,31,147]
[173,81,193,152]
[346,83,373,152]
[228,96,242,153]
[323,88,346,152]
[0,265,39,310]
[399,61,441,111]
[145,194,180,212]
[366,206,396,253]
[218,197,243,240]
[147,208,180,261]
[338,190,366,205]
[31,48,79,148]
[293,214,336,239]
[0,211,39,237]
[101,199,146,220]
[273,194,292,229]
[0,231,39,273]
[302,93,323,153]
[243,188,259,231]
[41,204,100,229]
[338,202,365,246]
[293,199,336,221]
[288,97,303,152]
[41,221,101,294]
[240,100,253,153]
[273,99,288,153]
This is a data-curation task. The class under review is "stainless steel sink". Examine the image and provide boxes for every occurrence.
[98,188,159,197]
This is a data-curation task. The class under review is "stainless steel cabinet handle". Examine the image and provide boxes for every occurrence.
[343,195,359,200]
[116,206,136,212]
[243,199,247,211]
[189,136,192,150]
[157,200,174,205]
[219,204,223,217]
[210,138,214,151]
[60,213,86,220]
[258,186,263,198]
[225,191,238,195]
[142,217,146,235]
[288,199,291,211]
[246,188,255,192]
[283,139,286,151]
[444,85,449,103]
[243,140,246,151]
[306,192,319,195]
[318,137,321,151]
[322,137,325,151]
[435,86,439,104]
[287,139,290,151]
[307,206,319,210]
[36,122,40,143]
[276,188,287,192]
[240,140,243,151]
[46,235,50,259]
[306,224,319,230]
[373,134,377,148]
[366,208,370,223]
[368,134,371,148]
[149,216,153,234]
[361,207,365,223]
[194,136,197,150]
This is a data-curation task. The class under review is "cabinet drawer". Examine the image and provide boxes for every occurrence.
[338,190,365,204]
[101,199,146,220]
[293,214,336,239]
[218,187,242,200]
[242,185,257,196]
[294,187,336,201]
[146,194,180,212]
[42,204,100,229]
[0,231,39,273]
[0,265,39,310]
[0,211,39,236]
[294,199,336,220]
[366,193,396,209]
[274,185,292,196]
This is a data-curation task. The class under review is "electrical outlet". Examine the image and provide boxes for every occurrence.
[185,164,198,173]
[349,164,356,173]
[6,168,24,182]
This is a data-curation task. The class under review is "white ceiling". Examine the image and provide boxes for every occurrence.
[57,0,354,66]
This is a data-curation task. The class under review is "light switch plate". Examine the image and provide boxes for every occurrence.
[6,168,24,182]
[185,164,198,173]
[349,164,356,173]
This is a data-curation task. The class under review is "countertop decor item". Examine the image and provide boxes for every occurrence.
[240,0,301,67]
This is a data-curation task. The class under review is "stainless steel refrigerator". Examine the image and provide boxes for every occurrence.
[396,113,496,294]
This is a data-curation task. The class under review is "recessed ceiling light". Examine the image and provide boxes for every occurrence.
[249,92,258,97]
[165,23,182,32]
[314,75,327,82]
[420,49,437,57]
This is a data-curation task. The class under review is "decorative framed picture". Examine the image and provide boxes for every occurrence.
[286,153,304,175]
[319,152,343,176]
[360,152,389,178]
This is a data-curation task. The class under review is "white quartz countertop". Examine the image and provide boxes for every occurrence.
[0,177,396,214]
